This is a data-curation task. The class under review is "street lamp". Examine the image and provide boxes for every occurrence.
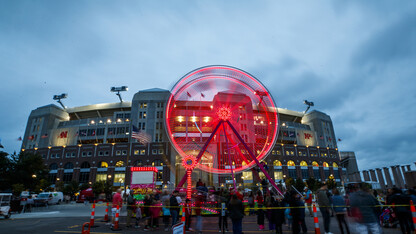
[32,174,36,178]
[110,86,128,102]
[53,93,68,109]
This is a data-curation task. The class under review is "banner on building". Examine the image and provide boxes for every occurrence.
[296,129,317,146]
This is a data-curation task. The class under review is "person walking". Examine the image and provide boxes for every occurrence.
[228,194,244,234]
[317,184,332,234]
[303,187,313,217]
[126,190,136,228]
[161,190,171,231]
[169,190,181,228]
[272,195,286,234]
[288,190,307,234]
[349,183,381,234]
[331,188,350,234]
[111,189,123,228]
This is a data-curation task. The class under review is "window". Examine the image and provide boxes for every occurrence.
[287,160,295,166]
[333,162,338,168]
[152,149,157,155]
[323,162,329,168]
[81,162,90,168]
[122,150,127,155]
[104,151,109,156]
[156,111,163,119]
[49,163,58,170]
[124,113,131,119]
[116,127,126,135]
[138,122,146,130]
[273,160,282,166]
[158,149,164,155]
[99,161,108,168]
[155,133,162,142]
[66,153,71,158]
[48,173,57,183]
[312,161,319,167]
[156,171,163,181]
[139,112,147,119]
[116,150,121,156]
[242,171,253,181]
[285,151,290,156]
[79,172,89,183]
[157,102,164,108]
[87,129,96,136]
[140,149,146,155]
[140,103,147,108]
[152,159,163,166]
[63,173,73,183]
[64,162,74,169]
[289,169,297,179]
[274,170,283,180]
[107,128,115,135]
[55,154,60,158]
[82,152,87,157]
[99,151,104,156]
[79,129,87,137]
[313,170,321,180]
[87,152,92,157]
[97,128,105,136]
[302,169,309,179]
[115,161,124,167]
[134,150,139,155]
[114,172,125,184]
[134,160,143,166]
[156,122,163,130]
[71,152,76,158]
[116,113,124,118]
[324,170,330,179]
[300,161,308,167]
[96,172,107,182]
[50,154,55,159]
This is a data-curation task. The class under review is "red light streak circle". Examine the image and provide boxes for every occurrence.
[166,65,279,174]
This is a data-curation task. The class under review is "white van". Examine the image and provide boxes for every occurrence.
[35,192,64,205]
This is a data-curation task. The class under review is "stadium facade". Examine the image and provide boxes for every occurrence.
[22,88,345,189]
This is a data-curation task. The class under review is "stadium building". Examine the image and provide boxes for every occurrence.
[22,88,345,189]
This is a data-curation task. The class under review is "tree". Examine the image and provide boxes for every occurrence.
[0,151,12,190]
[35,179,52,193]
[79,183,90,191]
[284,177,295,191]
[92,181,112,199]
[294,178,306,193]
[326,177,336,190]
[62,180,79,198]
[9,152,48,191]
[55,181,65,192]
[12,184,25,196]
[306,177,321,193]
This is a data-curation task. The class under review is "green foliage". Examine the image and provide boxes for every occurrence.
[62,180,79,196]
[92,181,112,198]
[35,179,52,193]
[55,181,65,192]
[284,177,295,190]
[0,151,12,190]
[306,177,322,192]
[294,178,306,192]
[12,184,25,196]
[326,178,336,190]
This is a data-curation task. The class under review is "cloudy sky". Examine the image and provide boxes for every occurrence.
[0,1,415,171]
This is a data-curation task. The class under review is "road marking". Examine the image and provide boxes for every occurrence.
[54,231,113,234]
[68,224,79,228]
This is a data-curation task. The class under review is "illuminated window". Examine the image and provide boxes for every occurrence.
[287,160,295,166]
[116,150,121,156]
[99,161,108,168]
[333,162,338,168]
[114,172,125,184]
[96,172,106,182]
[115,161,124,167]
[140,149,146,155]
[273,160,282,166]
[134,150,139,155]
[312,161,319,167]
[152,159,163,166]
[242,171,253,181]
[323,162,329,167]
[134,160,143,166]
[274,170,283,180]
[300,161,308,167]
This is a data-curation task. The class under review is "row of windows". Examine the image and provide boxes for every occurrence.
[47,149,163,159]
[49,159,164,171]
[139,102,164,109]
[271,150,336,158]
[272,160,338,168]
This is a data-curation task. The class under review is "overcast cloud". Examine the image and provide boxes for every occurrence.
[0,0,415,171]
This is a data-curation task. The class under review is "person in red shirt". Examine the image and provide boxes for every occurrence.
[111,189,123,227]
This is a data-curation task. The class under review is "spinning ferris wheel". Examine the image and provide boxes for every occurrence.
[165,65,282,195]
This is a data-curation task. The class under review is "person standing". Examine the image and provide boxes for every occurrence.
[317,184,332,234]
[272,195,286,234]
[387,187,413,234]
[331,188,350,234]
[349,183,381,234]
[111,189,123,228]
[248,191,255,216]
[170,190,180,227]
[228,194,244,234]
[126,190,136,228]
[218,189,229,232]
[195,191,204,234]
[303,187,313,217]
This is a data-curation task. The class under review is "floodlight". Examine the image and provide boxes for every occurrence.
[303,100,314,113]
[53,93,68,109]
[111,86,128,102]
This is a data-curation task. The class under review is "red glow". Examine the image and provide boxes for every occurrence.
[217,106,232,121]
[130,167,158,172]
[182,155,197,170]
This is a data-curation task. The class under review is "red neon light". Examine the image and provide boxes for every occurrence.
[182,155,197,170]
[130,167,158,172]
[186,170,192,199]
[217,106,232,121]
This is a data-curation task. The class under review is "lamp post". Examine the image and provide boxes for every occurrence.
[110,86,128,102]
[53,93,68,109]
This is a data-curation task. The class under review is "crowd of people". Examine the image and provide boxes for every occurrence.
[105,180,416,234]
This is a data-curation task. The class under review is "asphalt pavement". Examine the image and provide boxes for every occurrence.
[0,203,404,234]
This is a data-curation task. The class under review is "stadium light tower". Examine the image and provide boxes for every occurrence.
[303,100,314,114]
[53,93,68,109]
[111,86,128,102]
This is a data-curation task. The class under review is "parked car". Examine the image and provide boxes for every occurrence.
[34,192,63,205]
[0,193,12,219]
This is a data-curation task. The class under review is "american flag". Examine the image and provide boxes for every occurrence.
[132,125,151,144]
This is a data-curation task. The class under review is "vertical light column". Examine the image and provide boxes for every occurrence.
[383,167,393,188]
[376,168,386,189]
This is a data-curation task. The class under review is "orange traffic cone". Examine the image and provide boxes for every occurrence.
[103,202,109,222]
[410,200,416,232]
[111,205,122,231]
[90,202,98,227]
[313,203,320,234]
